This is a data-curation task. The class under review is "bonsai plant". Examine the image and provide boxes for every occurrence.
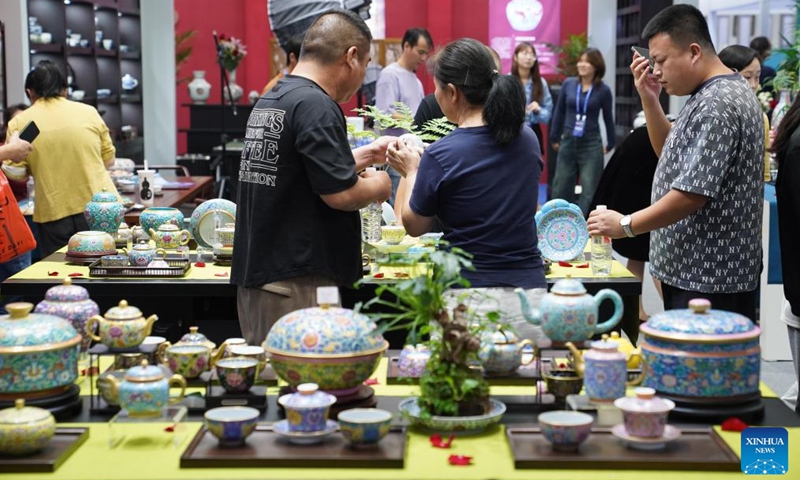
[358,246,500,417]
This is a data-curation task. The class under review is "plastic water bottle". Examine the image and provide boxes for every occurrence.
[26,176,35,203]
[591,205,612,276]
[360,168,382,243]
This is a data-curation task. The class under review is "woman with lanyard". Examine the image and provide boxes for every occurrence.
[511,42,552,153]
[550,48,615,214]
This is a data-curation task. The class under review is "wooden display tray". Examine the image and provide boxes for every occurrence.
[386,356,554,385]
[506,426,740,471]
[88,258,191,277]
[181,425,406,469]
[0,427,89,473]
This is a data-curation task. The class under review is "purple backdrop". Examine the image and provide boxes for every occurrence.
[489,0,561,76]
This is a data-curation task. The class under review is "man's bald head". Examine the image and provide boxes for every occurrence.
[300,8,372,65]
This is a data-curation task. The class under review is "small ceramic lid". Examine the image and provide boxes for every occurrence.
[90,188,119,203]
[614,387,675,414]
[179,326,215,349]
[157,224,180,232]
[0,399,53,425]
[549,275,587,295]
[123,360,164,382]
[278,383,336,410]
[42,277,90,302]
[0,303,81,351]
[132,240,154,251]
[103,300,143,321]
[641,299,760,342]
[589,339,620,351]
[118,222,130,231]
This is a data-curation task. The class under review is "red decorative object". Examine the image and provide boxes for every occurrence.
[68,273,84,277]
[164,424,176,432]
[195,262,206,267]
[557,261,572,267]
[373,273,384,279]
[721,417,748,432]
[448,454,473,465]
[48,271,59,276]
[214,272,229,277]
[364,378,379,385]
[575,262,590,268]
[430,433,455,448]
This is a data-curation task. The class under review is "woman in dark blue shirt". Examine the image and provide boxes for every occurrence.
[387,38,545,289]
[550,48,615,214]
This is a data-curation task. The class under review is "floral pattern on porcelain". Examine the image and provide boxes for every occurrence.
[338,409,392,446]
[124,242,167,267]
[190,199,237,248]
[204,407,260,446]
[538,411,593,450]
[614,389,674,438]
[162,345,210,379]
[86,303,157,350]
[268,349,385,393]
[265,307,384,355]
[67,231,116,256]
[479,329,534,374]
[0,348,79,393]
[399,397,506,433]
[115,363,187,417]
[139,207,184,236]
[583,341,629,402]
[216,357,258,393]
[535,199,589,261]
[149,224,190,249]
[35,278,99,352]
[0,306,80,348]
[278,383,336,432]
[178,326,216,350]
[84,189,124,235]
[644,336,759,354]
[0,400,56,456]
[645,299,756,336]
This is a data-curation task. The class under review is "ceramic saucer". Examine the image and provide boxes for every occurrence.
[611,423,681,450]
[273,419,338,445]
[535,199,589,262]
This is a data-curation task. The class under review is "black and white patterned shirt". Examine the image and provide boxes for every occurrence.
[650,74,764,293]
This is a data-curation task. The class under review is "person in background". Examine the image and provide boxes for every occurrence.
[511,42,552,153]
[232,9,392,346]
[770,93,800,413]
[1,104,29,202]
[719,44,770,182]
[262,33,303,95]
[388,38,545,290]
[750,36,776,91]
[550,48,614,214]
[375,27,433,205]
[2,60,117,258]
[588,4,763,322]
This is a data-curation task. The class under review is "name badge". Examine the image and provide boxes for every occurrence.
[573,115,586,137]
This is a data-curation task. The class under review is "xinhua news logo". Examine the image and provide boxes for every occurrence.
[741,427,788,475]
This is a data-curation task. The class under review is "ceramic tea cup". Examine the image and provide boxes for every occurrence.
[101,254,129,267]
[158,343,214,379]
[228,345,266,374]
[113,353,145,370]
[277,383,336,433]
[337,408,392,448]
[139,336,167,353]
[102,39,113,50]
[614,387,675,438]
[204,406,260,447]
[380,224,405,245]
[215,357,258,393]
[214,226,235,247]
[538,410,593,451]
[542,369,584,403]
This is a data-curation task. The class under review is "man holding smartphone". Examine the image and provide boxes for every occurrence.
[587,4,764,322]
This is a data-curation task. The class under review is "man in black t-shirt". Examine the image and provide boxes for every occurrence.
[232,8,392,345]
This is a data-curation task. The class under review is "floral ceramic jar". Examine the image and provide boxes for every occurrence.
[85,300,158,350]
[614,387,675,438]
[479,328,534,374]
[139,207,184,236]
[104,360,187,417]
[639,299,760,399]
[149,224,190,249]
[84,188,124,235]
[0,303,81,394]
[0,399,56,456]
[567,340,646,403]
[516,276,623,342]
[278,383,336,432]
[263,305,388,395]
[34,278,99,352]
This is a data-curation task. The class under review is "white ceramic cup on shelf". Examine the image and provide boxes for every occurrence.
[137,170,155,207]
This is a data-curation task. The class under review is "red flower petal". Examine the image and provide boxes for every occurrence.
[364,378,379,385]
[557,261,572,267]
[195,262,206,267]
[48,271,59,276]
[68,272,84,277]
[214,272,229,277]
[448,454,472,465]
[431,433,455,448]
[373,273,384,278]
[721,417,748,432]
[164,424,176,432]
[575,262,590,268]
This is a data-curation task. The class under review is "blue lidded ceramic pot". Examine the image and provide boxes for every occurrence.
[34,278,99,352]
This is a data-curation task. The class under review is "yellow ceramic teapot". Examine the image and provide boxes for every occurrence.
[608,331,641,369]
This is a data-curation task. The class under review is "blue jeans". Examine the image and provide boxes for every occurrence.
[552,132,604,215]
[0,250,32,314]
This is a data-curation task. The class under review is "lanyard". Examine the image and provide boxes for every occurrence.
[575,83,593,117]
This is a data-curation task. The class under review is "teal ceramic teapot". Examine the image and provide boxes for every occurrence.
[515,276,622,343]
[104,360,187,417]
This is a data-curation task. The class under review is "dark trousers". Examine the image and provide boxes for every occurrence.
[36,213,90,259]
[661,283,759,324]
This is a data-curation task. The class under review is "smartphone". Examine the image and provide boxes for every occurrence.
[631,46,655,70]
[18,120,40,143]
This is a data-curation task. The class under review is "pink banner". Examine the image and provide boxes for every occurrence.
[489,0,561,76]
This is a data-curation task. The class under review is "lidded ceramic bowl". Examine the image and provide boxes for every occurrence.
[278,383,336,433]
[0,399,56,456]
[639,299,761,399]
[263,305,388,395]
[0,303,81,394]
[67,230,117,257]
[178,326,216,350]
[614,387,675,438]
[35,278,99,352]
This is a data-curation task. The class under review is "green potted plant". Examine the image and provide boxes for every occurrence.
[353,102,455,143]
[358,247,506,429]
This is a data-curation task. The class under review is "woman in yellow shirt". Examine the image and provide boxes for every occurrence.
[2,61,117,257]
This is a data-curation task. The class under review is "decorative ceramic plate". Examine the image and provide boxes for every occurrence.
[611,423,681,451]
[273,419,339,445]
[398,397,506,435]
[189,199,237,248]
[535,199,589,262]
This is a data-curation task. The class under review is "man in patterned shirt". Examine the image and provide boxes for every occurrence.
[587,4,763,322]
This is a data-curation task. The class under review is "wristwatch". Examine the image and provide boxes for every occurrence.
[619,215,635,238]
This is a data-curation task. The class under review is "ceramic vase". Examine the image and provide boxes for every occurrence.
[225,68,243,104]
[188,70,211,104]
[84,189,124,235]
[139,207,184,236]
[35,278,99,352]
[581,340,643,402]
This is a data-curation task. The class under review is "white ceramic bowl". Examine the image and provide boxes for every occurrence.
[139,336,166,353]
